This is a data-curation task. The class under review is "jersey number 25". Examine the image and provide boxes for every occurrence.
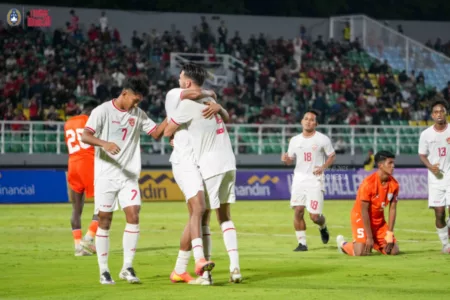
[66,128,91,154]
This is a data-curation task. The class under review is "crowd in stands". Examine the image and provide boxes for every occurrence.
[1,10,449,133]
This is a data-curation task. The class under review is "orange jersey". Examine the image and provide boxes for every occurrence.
[64,115,95,162]
[351,172,399,227]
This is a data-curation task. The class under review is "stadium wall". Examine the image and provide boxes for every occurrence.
[1,4,449,46]
[0,163,428,204]
[0,153,423,168]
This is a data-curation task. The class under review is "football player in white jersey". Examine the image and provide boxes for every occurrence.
[281,110,336,251]
[164,64,243,283]
[165,86,225,285]
[81,76,167,284]
[418,100,450,253]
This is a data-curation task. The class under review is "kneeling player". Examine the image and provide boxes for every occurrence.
[336,151,400,256]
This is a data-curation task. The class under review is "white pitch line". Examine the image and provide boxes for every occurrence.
[1,226,440,244]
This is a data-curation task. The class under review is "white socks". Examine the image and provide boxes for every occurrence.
[296,231,307,246]
[191,238,205,262]
[96,228,110,273]
[174,250,191,274]
[437,226,448,246]
[221,221,240,272]
[123,223,140,269]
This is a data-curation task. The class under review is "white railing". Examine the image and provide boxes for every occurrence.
[329,14,450,89]
[0,121,426,155]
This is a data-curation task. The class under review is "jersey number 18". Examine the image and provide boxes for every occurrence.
[304,152,312,161]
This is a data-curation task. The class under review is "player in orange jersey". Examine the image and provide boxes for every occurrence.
[336,150,400,256]
[64,101,99,256]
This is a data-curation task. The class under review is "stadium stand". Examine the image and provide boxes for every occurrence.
[0,14,449,155]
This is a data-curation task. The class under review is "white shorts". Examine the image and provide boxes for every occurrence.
[172,162,204,201]
[94,178,141,213]
[204,170,236,210]
[290,183,324,214]
[428,185,450,207]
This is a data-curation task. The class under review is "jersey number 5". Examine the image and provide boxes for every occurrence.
[215,115,224,135]
[438,147,447,157]
[304,152,312,161]
[66,128,91,154]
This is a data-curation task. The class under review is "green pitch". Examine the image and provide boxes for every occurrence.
[0,200,449,300]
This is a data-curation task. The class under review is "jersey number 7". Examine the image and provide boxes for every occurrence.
[66,128,91,154]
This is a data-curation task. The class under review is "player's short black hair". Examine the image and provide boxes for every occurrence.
[375,150,395,165]
[431,100,448,112]
[305,109,320,118]
[122,75,149,97]
[182,63,207,86]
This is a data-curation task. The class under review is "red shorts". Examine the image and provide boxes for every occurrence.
[67,159,94,198]
[351,213,397,254]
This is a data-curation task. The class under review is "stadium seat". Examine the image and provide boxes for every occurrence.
[32,143,46,153]
[60,144,68,154]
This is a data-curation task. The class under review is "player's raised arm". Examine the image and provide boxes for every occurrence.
[202,100,230,122]
[164,101,194,137]
[81,107,120,155]
[181,88,217,101]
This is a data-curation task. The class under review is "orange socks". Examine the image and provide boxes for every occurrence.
[342,242,355,256]
[87,220,99,239]
[72,229,82,247]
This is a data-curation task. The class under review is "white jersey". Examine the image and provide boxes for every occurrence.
[164,88,196,164]
[85,99,156,181]
[287,131,335,184]
[171,99,236,180]
[418,124,450,186]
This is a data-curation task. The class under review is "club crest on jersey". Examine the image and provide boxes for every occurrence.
[446,137,450,144]
[312,144,318,151]
[128,118,135,127]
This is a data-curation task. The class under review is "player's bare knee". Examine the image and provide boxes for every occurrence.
[389,244,400,255]
[294,206,305,219]
[98,212,113,230]
[123,205,140,224]
[216,204,231,223]
[309,213,322,224]
[125,212,139,224]
[435,207,446,222]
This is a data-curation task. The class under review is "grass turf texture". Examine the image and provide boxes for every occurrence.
[0,200,449,300]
